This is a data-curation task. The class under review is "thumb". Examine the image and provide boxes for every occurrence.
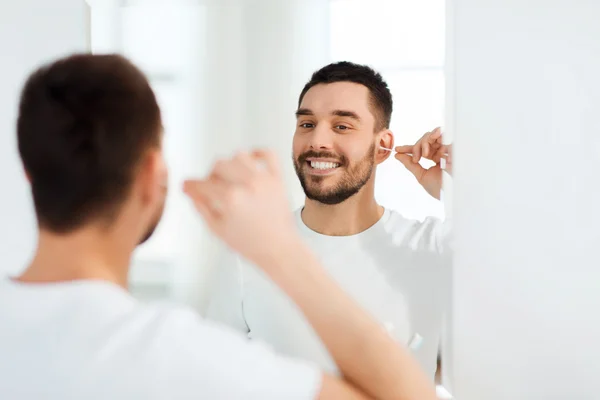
[395,153,426,182]
[182,179,219,230]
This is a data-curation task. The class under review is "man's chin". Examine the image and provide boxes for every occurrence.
[304,189,348,205]
[306,194,350,205]
[304,185,336,198]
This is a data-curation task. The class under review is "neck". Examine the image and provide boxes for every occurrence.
[16,225,134,289]
[301,182,384,236]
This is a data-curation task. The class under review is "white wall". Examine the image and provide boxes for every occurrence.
[449,0,600,399]
[0,0,89,277]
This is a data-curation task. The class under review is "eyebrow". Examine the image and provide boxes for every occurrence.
[331,109,361,122]
[295,108,314,117]
[295,108,362,122]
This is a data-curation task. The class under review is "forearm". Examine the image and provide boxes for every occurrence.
[258,238,438,400]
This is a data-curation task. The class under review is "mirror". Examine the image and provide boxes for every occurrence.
[90,0,452,396]
[0,0,452,397]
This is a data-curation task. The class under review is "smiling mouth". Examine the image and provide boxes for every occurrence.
[304,160,341,175]
[308,160,340,169]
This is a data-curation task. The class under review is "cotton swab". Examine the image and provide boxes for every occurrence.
[380,145,449,169]
[380,146,410,156]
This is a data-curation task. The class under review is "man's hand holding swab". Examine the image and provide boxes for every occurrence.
[392,127,452,200]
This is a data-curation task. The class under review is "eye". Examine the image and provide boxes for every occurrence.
[335,125,350,131]
[299,123,315,129]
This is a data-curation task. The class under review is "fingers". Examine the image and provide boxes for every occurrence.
[183,179,225,229]
[396,142,440,160]
[250,149,280,176]
[395,153,426,182]
[204,149,279,192]
[412,140,422,163]
[396,127,444,162]
[429,127,442,142]
[183,179,204,202]
[423,140,431,159]
[183,149,280,227]
[184,177,228,207]
[421,128,444,159]
[394,144,413,154]
[431,145,450,164]
[210,152,256,184]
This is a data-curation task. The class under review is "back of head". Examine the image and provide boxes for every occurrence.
[17,53,162,233]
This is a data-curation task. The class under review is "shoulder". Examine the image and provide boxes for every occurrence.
[385,209,446,252]
[385,209,444,234]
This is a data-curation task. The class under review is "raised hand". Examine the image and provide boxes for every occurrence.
[183,150,300,269]
[394,127,452,200]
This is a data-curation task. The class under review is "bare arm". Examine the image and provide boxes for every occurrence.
[260,239,438,400]
[318,375,370,400]
[183,150,438,400]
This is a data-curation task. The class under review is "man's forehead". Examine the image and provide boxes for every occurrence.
[299,82,372,115]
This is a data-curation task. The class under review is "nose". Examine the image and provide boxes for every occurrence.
[308,124,334,151]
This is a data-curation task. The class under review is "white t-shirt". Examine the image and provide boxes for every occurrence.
[206,208,451,378]
[0,278,321,400]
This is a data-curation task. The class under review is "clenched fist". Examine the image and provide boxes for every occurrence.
[183,150,301,270]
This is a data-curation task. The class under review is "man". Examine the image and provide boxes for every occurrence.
[0,53,437,400]
[206,61,452,378]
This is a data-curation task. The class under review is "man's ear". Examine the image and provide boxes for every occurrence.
[137,149,168,206]
[375,129,394,164]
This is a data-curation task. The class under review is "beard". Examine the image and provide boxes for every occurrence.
[293,143,375,205]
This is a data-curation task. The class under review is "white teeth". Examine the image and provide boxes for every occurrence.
[310,161,339,170]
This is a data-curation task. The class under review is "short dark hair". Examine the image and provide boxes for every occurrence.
[298,61,393,131]
[17,53,162,233]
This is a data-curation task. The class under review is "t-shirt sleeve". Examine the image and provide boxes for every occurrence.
[401,216,452,255]
[429,216,453,254]
[153,307,323,400]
